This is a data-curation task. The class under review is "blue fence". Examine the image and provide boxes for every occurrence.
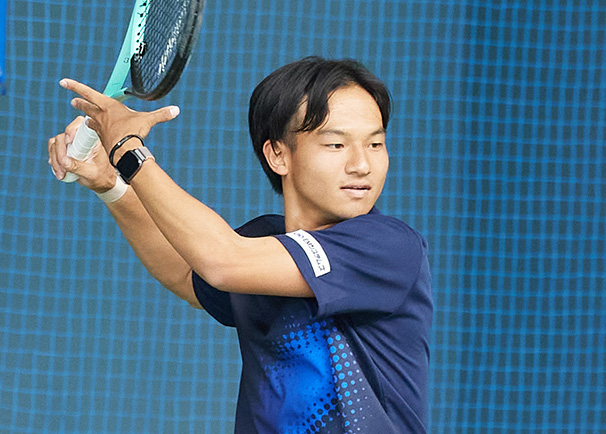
[1,1,605,432]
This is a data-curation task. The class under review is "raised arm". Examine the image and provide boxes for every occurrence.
[52,79,313,298]
[49,118,201,308]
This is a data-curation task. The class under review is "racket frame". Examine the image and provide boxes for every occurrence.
[104,0,149,101]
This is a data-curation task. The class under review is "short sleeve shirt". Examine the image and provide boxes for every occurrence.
[193,207,433,433]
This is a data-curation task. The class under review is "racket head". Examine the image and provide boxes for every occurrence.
[128,0,206,101]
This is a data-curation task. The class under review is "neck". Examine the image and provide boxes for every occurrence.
[282,191,339,233]
[284,213,337,233]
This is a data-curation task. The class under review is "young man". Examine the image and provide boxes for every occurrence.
[48,57,433,433]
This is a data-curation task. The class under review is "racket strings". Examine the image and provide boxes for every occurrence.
[130,0,204,100]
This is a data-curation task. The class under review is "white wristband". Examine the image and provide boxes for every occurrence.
[95,174,128,203]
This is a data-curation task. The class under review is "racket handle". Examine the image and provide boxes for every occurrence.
[61,117,99,183]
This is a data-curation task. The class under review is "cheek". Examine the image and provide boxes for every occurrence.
[382,155,390,178]
[292,153,339,184]
[373,152,389,179]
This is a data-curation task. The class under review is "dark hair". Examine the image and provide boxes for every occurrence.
[248,56,391,194]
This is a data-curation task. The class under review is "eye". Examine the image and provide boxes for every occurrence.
[326,143,344,149]
[370,142,384,149]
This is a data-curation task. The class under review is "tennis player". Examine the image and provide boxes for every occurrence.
[48,57,433,433]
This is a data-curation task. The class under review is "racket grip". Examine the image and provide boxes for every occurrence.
[61,118,99,183]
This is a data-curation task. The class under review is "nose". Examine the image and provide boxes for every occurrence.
[345,145,371,175]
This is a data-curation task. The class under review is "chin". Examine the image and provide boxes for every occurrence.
[337,202,374,220]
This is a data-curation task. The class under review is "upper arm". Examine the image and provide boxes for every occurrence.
[200,235,314,298]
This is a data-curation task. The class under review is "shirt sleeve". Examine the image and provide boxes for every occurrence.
[192,271,236,327]
[275,213,426,319]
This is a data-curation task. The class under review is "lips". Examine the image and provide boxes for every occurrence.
[341,184,370,190]
[341,184,371,198]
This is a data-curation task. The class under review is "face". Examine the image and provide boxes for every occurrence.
[278,85,389,231]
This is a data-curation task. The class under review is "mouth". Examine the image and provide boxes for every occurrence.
[341,184,371,198]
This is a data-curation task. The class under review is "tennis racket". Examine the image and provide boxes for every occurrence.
[61,0,206,182]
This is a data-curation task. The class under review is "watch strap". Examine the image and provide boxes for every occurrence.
[109,134,144,167]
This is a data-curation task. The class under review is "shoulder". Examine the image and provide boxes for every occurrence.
[304,208,428,287]
[275,208,429,317]
[322,208,427,257]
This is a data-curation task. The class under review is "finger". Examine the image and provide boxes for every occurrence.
[65,116,85,144]
[47,136,55,157]
[83,117,101,135]
[148,105,180,126]
[55,134,70,175]
[72,143,116,191]
[59,78,107,106]
[71,97,102,118]
[61,155,80,178]
[48,137,60,178]
[49,134,67,180]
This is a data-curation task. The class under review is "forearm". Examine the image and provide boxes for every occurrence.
[105,186,201,308]
[127,161,241,286]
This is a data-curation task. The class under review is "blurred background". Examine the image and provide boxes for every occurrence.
[1,0,605,432]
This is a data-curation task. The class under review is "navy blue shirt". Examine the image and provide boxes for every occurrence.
[193,208,433,433]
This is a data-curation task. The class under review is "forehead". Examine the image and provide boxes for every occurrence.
[293,85,384,136]
[318,86,384,136]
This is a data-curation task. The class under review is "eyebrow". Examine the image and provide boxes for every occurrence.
[316,127,386,137]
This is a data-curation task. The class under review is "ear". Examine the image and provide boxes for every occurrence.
[262,139,290,176]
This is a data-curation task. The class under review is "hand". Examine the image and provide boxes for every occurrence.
[48,116,116,192]
[59,78,180,154]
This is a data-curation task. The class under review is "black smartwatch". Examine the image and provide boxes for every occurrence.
[115,146,155,184]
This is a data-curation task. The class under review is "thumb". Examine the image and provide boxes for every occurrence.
[149,105,180,125]
[62,156,80,175]
[61,153,100,185]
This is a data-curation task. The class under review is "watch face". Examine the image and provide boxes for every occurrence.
[116,152,141,181]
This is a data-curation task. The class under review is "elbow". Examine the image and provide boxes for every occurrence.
[164,281,203,309]
[198,266,230,293]
[194,261,243,294]
[187,297,204,310]
[160,268,204,308]
[190,236,257,294]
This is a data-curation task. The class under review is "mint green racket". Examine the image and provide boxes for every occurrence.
[62,0,206,182]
